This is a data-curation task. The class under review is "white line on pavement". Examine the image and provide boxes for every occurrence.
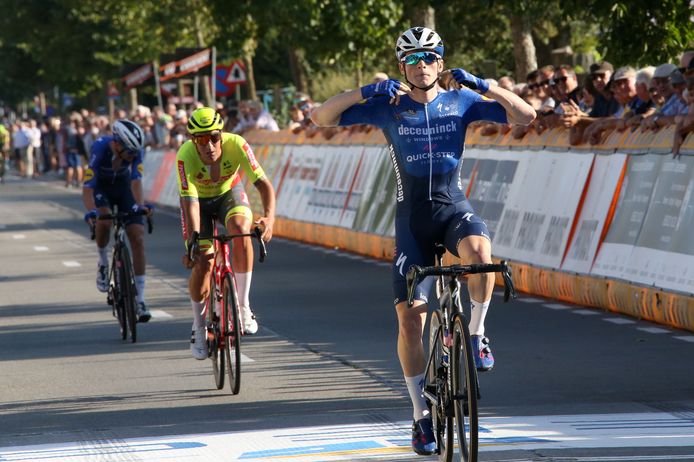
[33,246,49,252]
[573,309,599,315]
[544,303,571,310]
[12,234,26,239]
[637,327,671,334]
[62,261,82,268]
[604,318,637,325]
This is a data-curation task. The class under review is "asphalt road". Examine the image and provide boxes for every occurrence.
[1,173,694,461]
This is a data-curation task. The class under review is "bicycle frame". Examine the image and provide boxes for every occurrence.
[406,253,516,462]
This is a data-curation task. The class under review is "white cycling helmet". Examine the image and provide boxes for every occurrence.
[395,27,444,61]
[112,119,145,151]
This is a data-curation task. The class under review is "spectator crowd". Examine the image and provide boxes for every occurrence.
[1,51,692,186]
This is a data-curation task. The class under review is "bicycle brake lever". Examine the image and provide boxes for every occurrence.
[501,262,517,302]
[405,265,421,307]
[253,227,267,263]
[187,231,200,261]
[147,216,153,234]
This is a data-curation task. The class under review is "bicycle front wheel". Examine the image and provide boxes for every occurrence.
[428,309,453,462]
[111,252,127,341]
[451,315,478,462]
[120,245,137,343]
[223,273,241,394]
[209,275,225,390]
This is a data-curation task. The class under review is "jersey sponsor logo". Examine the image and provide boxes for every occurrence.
[397,121,457,136]
[406,151,456,163]
[137,164,144,176]
[83,168,94,182]
[388,144,404,202]
[243,142,260,170]
[178,160,188,190]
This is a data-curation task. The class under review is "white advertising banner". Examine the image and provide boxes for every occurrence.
[561,153,627,274]
[337,146,384,228]
[592,155,665,280]
[492,150,593,268]
[623,156,694,292]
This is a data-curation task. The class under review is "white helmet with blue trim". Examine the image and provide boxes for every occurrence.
[395,27,444,61]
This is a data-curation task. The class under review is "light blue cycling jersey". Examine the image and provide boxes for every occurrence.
[339,89,507,213]
[83,136,143,188]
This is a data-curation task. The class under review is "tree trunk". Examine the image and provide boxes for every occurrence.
[410,5,435,29]
[288,47,309,94]
[243,36,258,101]
[510,13,537,82]
[194,15,213,105]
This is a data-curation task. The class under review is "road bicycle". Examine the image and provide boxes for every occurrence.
[89,208,153,343]
[406,246,516,462]
[187,226,267,394]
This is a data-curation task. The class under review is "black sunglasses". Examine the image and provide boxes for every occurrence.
[551,76,568,86]
[528,83,540,90]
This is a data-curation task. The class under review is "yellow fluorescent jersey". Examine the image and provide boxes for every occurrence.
[176,132,265,199]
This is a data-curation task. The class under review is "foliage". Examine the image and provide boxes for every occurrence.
[0,0,691,110]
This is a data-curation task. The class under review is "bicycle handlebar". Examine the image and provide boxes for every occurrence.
[186,226,267,263]
[88,209,153,240]
[406,261,517,306]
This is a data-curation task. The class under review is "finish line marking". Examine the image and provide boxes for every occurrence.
[1,412,693,461]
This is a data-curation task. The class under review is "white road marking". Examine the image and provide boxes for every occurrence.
[518,297,544,303]
[12,234,26,239]
[637,327,671,334]
[150,309,173,318]
[33,246,49,252]
[673,336,694,343]
[573,309,599,315]
[62,261,81,268]
[1,412,693,461]
[604,318,637,325]
[544,303,571,310]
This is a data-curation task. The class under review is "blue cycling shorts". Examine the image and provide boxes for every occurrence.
[92,180,144,227]
[392,199,490,305]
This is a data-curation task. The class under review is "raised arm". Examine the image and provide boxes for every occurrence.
[450,68,536,125]
[310,89,365,127]
[483,85,537,125]
[311,80,409,127]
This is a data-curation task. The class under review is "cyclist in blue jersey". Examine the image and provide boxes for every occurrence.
[312,27,535,455]
[82,119,153,323]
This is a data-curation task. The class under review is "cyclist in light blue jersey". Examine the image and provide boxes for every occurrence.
[312,26,536,456]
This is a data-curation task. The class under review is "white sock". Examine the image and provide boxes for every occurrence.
[135,275,145,304]
[235,272,252,311]
[405,374,430,421]
[97,247,108,266]
[469,299,490,336]
[191,299,205,329]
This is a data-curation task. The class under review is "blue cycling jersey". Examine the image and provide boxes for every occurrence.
[339,88,508,305]
[339,89,507,212]
[83,136,143,188]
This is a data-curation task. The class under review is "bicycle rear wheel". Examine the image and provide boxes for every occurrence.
[451,315,478,462]
[223,273,241,394]
[428,309,453,462]
[120,245,137,343]
[209,275,225,390]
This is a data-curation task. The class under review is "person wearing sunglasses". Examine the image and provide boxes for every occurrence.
[82,119,153,323]
[177,107,276,360]
[311,26,535,456]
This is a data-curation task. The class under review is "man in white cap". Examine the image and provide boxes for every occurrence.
[641,63,689,131]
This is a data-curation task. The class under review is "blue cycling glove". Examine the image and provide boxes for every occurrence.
[360,79,401,99]
[84,209,97,223]
[451,68,489,94]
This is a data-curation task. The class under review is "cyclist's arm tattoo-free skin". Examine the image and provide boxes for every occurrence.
[252,176,276,242]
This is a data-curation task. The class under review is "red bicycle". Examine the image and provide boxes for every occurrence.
[187,226,266,394]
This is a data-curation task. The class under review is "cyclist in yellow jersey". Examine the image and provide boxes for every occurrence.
[177,107,276,360]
